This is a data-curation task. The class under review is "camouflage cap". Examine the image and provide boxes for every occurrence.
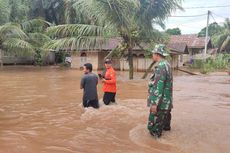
[152,44,169,57]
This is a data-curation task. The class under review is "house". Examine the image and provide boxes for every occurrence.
[71,38,189,71]
[71,38,121,70]
[71,38,155,71]
[169,34,213,63]
[167,42,189,68]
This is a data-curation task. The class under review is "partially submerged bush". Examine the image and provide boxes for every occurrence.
[190,54,230,74]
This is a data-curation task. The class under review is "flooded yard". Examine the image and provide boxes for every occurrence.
[0,67,230,153]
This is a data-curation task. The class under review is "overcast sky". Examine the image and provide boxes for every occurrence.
[156,0,230,34]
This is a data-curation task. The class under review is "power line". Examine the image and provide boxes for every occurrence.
[170,18,207,27]
[210,12,217,23]
[212,12,228,19]
[165,10,229,34]
[184,4,230,9]
[169,14,207,18]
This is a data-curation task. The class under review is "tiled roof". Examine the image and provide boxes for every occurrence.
[169,34,211,49]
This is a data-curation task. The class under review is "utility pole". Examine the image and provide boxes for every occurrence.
[204,10,210,59]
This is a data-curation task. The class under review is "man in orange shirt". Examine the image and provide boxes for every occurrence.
[100,59,117,105]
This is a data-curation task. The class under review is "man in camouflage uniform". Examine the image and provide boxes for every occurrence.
[147,44,173,138]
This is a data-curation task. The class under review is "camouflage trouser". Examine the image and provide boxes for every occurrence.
[147,110,171,136]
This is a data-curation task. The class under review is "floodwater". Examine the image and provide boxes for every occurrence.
[0,66,230,153]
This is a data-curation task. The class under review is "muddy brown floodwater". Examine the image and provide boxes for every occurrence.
[0,66,230,153]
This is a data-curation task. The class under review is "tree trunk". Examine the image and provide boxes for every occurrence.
[141,62,156,79]
[128,47,134,80]
[220,35,230,52]
[104,48,117,60]
[30,0,46,19]
[0,49,3,68]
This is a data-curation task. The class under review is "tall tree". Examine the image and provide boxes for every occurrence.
[8,0,30,23]
[0,0,10,25]
[166,27,181,35]
[212,18,230,52]
[198,22,222,37]
[29,0,66,24]
[0,0,30,24]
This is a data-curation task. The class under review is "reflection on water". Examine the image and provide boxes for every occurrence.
[0,66,230,153]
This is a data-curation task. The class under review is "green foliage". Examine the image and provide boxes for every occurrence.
[9,0,30,23]
[0,0,10,24]
[166,28,181,35]
[55,51,66,64]
[198,22,222,37]
[74,0,139,31]
[137,0,182,31]
[190,54,230,74]
[34,49,42,66]
[45,24,107,51]
[46,24,105,38]
[109,43,128,58]
[22,19,51,33]
[0,19,51,65]
[29,0,66,24]
[203,19,230,52]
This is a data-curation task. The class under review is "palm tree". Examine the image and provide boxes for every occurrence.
[46,0,181,79]
[0,0,31,24]
[212,18,230,52]
[0,0,10,24]
[0,19,51,67]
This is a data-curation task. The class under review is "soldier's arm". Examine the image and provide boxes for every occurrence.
[149,66,166,106]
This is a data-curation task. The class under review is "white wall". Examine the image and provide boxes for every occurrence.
[120,58,153,72]
[71,52,99,70]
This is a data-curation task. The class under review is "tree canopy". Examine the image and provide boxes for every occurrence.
[198,22,222,37]
[166,28,181,35]
[212,18,230,52]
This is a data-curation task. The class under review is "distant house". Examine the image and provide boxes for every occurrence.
[71,38,153,71]
[167,42,189,68]
[169,34,213,63]
[71,38,121,70]
[71,38,189,71]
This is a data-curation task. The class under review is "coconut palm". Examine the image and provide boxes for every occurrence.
[46,0,182,79]
[0,19,51,67]
[0,0,31,24]
[0,0,10,24]
[212,18,230,52]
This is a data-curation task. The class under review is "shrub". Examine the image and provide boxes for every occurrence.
[190,54,230,74]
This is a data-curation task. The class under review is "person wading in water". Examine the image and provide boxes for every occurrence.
[80,63,99,109]
[147,44,173,138]
[99,59,117,105]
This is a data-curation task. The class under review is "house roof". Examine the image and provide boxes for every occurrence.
[169,34,211,49]
[100,38,122,50]
[167,42,189,54]
[74,38,120,51]
[79,38,147,51]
